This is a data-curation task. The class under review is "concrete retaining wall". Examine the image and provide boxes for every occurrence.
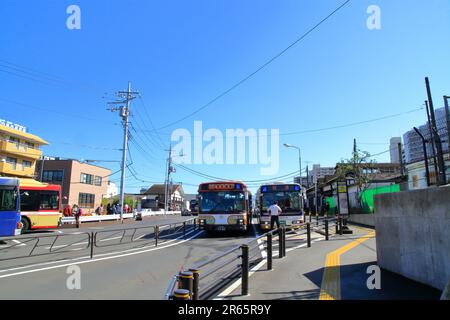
[374,186,450,290]
[348,213,375,227]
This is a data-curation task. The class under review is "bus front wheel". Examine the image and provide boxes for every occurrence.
[20,217,31,234]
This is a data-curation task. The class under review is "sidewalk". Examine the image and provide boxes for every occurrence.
[218,226,441,300]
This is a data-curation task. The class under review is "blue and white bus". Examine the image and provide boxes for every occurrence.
[256,183,304,231]
[0,177,21,237]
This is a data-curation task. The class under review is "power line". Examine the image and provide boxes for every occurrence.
[0,59,109,94]
[137,107,424,138]
[0,97,117,126]
[153,0,352,130]
[137,96,167,149]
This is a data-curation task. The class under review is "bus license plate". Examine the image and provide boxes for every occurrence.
[216,226,226,231]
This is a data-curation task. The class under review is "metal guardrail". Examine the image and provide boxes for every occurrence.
[165,216,340,300]
[0,217,198,263]
[0,232,92,262]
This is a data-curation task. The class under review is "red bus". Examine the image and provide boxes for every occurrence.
[19,179,62,232]
[197,181,252,233]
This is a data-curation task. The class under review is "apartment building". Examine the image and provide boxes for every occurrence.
[0,119,48,178]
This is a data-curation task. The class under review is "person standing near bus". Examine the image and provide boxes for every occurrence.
[268,201,282,230]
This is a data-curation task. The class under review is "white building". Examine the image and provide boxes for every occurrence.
[106,181,118,198]
[390,137,402,163]
[403,107,449,164]
[294,164,335,186]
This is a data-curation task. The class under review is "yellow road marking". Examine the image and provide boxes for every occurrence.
[351,224,376,233]
[319,230,376,300]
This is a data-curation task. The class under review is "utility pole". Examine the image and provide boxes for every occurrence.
[398,143,404,176]
[425,100,439,181]
[444,95,450,158]
[164,145,173,213]
[425,77,446,185]
[306,165,309,189]
[413,127,431,187]
[108,81,139,223]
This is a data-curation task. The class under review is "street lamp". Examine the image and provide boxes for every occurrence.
[284,144,302,187]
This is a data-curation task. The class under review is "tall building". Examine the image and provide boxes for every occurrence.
[403,107,449,164]
[36,159,110,213]
[0,119,48,178]
[389,137,402,164]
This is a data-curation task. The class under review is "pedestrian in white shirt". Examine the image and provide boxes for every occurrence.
[267,202,282,229]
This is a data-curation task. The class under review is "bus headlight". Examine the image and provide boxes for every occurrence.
[228,215,245,225]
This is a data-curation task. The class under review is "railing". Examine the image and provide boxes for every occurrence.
[0,218,198,264]
[165,216,340,300]
[0,232,92,262]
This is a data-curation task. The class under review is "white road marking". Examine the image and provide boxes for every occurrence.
[0,227,200,275]
[12,240,26,247]
[0,229,204,279]
[214,233,326,300]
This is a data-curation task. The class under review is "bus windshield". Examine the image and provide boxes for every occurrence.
[200,191,245,213]
[261,191,302,214]
[21,190,60,211]
[0,188,17,212]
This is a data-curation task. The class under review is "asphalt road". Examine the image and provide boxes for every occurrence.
[0,215,263,300]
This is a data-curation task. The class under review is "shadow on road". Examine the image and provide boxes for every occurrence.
[302,262,441,300]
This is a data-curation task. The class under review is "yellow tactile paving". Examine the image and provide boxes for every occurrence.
[319,230,376,300]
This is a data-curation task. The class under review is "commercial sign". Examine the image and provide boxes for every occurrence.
[0,119,27,133]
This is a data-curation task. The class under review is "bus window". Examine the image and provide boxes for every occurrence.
[20,190,40,211]
[0,188,16,212]
[40,191,59,210]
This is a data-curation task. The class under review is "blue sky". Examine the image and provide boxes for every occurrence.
[0,0,449,194]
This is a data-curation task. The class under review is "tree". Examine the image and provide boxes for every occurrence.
[335,149,377,210]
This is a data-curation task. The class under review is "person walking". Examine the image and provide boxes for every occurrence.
[267,201,282,230]
[72,204,81,228]
[106,203,112,215]
[95,204,103,216]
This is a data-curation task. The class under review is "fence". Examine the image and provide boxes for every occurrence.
[165,216,340,300]
[60,210,182,225]
[0,218,197,264]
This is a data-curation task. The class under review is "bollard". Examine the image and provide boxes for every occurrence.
[325,218,329,241]
[267,233,273,270]
[316,213,319,226]
[173,289,191,300]
[278,228,284,259]
[282,227,286,257]
[155,226,159,247]
[335,217,339,234]
[189,268,200,301]
[90,232,95,259]
[179,271,194,298]
[307,223,311,248]
[241,245,249,296]
[339,217,343,235]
